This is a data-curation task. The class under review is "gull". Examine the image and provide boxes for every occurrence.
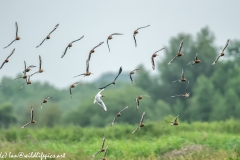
[132,111,145,133]
[92,136,106,157]
[171,80,190,98]
[102,146,108,160]
[14,61,27,80]
[0,48,15,69]
[87,42,104,61]
[107,33,123,52]
[4,22,20,49]
[73,60,93,77]
[99,66,122,89]
[111,106,129,126]
[171,115,179,126]
[133,25,150,47]
[69,82,84,98]
[40,96,52,109]
[61,36,84,58]
[129,69,141,86]
[21,106,37,128]
[187,53,201,65]
[36,24,59,48]
[151,48,165,70]
[168,37,183,65]
[212,39,230,65]
[172,69,187,83]
[136,95,149,111]
[31,55,44,76]
[94,89,107,111]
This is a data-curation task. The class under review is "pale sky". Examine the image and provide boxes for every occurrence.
[0,0,239,89]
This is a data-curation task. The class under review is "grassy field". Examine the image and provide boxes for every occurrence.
[0,119,240,160]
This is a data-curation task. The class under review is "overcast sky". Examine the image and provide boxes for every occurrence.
[0,0,239,89]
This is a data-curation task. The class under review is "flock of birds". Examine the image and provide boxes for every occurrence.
[0,22,230,159]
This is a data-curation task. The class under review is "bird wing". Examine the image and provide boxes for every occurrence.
[137,25,150,30]
[140,111,145,125]
[92,150,101,157]
[132,126,140,133]
[96,98,107,111]
[4,40,16,49]
[92,41,104,50]
[185,80,189,93]
[107,38,110,52]
[119,106,129,113]
[101,137,105,149]
[36,38,46,48]
[178,38,183,53]
[171,79,181,83]
[31,107,34,121]
[39,55,42,70]
[45,96,52,99]
[151,56,155,70]
[71,36,84,44]
[111,33,123,35]
[136,98,140,110]
[0,61,6,69]
[86,60,90,73]
[15,22,18,36]
[168,55,177,65]
[31,71,39,76]
[21,122,31,128]
[212,55,221,65]
[187,61,194,65]
[195,53,198,60]
[130,74,134,86]
[154,47,165,53]
[222,39,230,52]
[48,24,59,35]
[98,82,113,90]
[111,116,117,126]
[171,94,185,97]
[181,69,184,78]
[73,74,85,78]
[103,146,108,158]
[133,34,137,47]
[69,87,73,98]
[61,46,69,58]
[113,66,122,83]
[174,115,179,123]
[7,48,15,59]
[27,65,36,69]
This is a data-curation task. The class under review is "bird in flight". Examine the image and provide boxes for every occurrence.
[0,48,15,69]
[187,53,201,65]
[212,39,230,65]
[111,106,129,126]
[21,106,37,128]
[61,36,84,58]
[107,33,123,52]
[92,136,106,157]
[133,25,150,47]
[69,82,84,98]
[87,42,104,61]
[136,95,149,111]
[4,22,20,49]
[151,48,165,70]
[168,37,184,65]
[99,66,122,89]
[14,61,28,80]
[73,60,93,77]
[171,80,190,98]
[171,115,179,126]
[40,96,52,109]
[19,75,33,90]
[129,69,141,86]
[172,69,187,83]
[31,55,44,76]
[94,89,107,111]
[132,111,146,133]
[36,24,59,48]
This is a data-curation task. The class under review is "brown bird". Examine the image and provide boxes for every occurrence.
[132,111,145,133]
[151,48,165,70]
[212,39,230,65]
[14,61,28,80]
[69,82,84,98]
[36,24,59,48]
[31,55,44,76]
[40,96,52,109]
[61,36,84,58]
[0,48,15,69]
[107,33,123,52]
[92,136,106,157]
[111,106,129,126]
[19,75,32,90]
[168,37,184,65]
[187,53,201,65]
[136,95,149,111]
[133,25,150,47]
[102,146,108,160]
[21,106,37,128]
[88,42,104,61]
[99,66,122,89]
[171,80,190,98]
[171,115,179,126]
[172,69,187,83]
[74,60,93,77]
[129,69,141,86]
[4,22,20,49]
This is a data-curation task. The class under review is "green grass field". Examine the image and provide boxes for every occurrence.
[0,119,240,160]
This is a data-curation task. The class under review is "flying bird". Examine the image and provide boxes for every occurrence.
[14,61,27,80]
[0,48,15,69]
[129,69,141,86]
[36,24,59,48]
[73,60,93,77]
[171,115,179,126]
[21,106,37,128]
[136,95,149,111]
[168,37,183,65]
[132,111,145,133]
[19,75,32,90]
[94,89,107,111]
[4,22,20,49]
[187,53,201,65]
[171,80,190,98]
[87,42,104,61]
[212,39,230,65]
[61,36,84,58]
[172,69,187,83]
[133,25,150,47]
[69,82,84,98]
[92,136,106,157]
[99,66,122,89]
[31,55,44,76]
[40,96,52,109]
[111,106,129,126]
[107,33,123,52]
[151,48,165,70]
